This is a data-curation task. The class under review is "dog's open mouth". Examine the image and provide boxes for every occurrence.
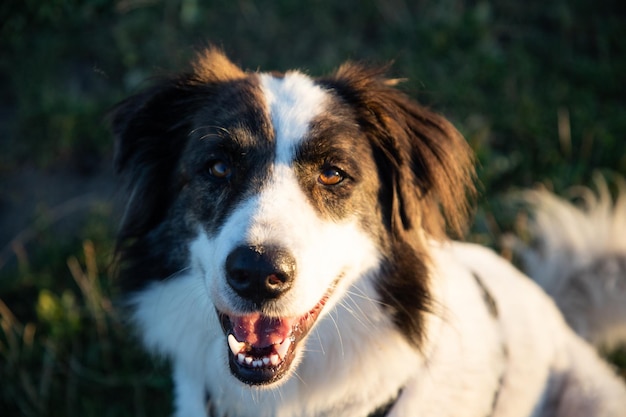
[218,292,331,385]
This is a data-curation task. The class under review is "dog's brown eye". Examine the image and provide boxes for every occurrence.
[318,168,344,186]
[208,160,232,179]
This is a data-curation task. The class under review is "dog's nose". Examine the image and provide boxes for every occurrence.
[225,245,296,304]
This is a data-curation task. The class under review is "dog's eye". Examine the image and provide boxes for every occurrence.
[318,168,344,186]
[208,160,232,180]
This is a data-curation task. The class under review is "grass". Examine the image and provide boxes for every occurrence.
[1,209,172,417]
[1,0,625,415]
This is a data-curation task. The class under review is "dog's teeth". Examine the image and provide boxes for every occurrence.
[237,352,280,368]
[276,339,291,360]
[228,334,246,355]
[230,334,289,368]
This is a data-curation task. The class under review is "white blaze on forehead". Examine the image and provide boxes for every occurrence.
[259,72,329,164]
[190,71,381,319]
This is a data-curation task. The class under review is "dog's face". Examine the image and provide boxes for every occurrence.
[184,71,388,385]
[112,49,474,388]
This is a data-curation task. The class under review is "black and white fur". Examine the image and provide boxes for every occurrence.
[111,49,626,417]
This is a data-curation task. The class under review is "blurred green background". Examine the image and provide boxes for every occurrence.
[1,0,625,415]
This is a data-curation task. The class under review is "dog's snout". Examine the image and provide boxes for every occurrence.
[225,245,296,303]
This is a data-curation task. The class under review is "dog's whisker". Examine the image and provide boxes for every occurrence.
[342,292,378,324]
[344,285,378,302]
[327,309,345,358]
[161,266,192,283]
[312,327,326,355]
[336,298,371,329]
[190,125,232,138]
[113,47,626,417]
[290,368,307,387]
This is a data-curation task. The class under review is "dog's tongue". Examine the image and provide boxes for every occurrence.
[230,313,294,347]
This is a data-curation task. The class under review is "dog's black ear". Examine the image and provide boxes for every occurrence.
[110,48,247,242]
[325,64,476,239]
[112,47,247,174]
[112,82,189,175]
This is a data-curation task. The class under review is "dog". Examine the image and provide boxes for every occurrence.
[111,48,626,417]
[505,176,626,353]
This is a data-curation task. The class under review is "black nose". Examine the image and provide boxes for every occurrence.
[225,245,296,304]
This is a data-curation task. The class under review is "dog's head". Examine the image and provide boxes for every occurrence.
[112,49,474,387]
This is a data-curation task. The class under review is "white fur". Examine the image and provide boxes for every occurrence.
[512,176,626,289]
[440,242,626,417]
[259,71,329,164]
[131,73,421,416]
[507,176,626,349]
[131,240,626,417]
[127,73,626,417]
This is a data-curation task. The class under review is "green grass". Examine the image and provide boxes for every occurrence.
[1,209,172,417]
[1,0,625,415]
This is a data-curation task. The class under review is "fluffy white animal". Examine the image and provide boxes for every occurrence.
[111,49,626,417]
[507,176,626,352]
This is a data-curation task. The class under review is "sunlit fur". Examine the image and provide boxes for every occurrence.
[507,176,626,351]
[112,49,626,417]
